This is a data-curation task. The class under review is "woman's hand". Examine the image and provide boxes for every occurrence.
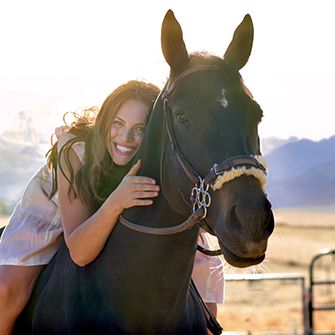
[108,160,160,214]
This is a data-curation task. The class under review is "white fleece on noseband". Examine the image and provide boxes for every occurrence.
[211,155,267,191]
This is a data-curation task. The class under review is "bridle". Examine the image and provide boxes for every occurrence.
[119,65,266,251]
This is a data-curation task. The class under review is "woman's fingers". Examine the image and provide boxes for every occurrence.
[126,160,142,176]
[131,183,160,191]
[133,190,159,198]
[117,161,160,208]
[126,161,157,185]
[127,176,157,185]
[131,199,154,206]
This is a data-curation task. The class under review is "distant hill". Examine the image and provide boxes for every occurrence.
[270,160,335,207]
[0,111,47,210]
[1,111,47,145]
[260,136,299,155]
[265,136,335,208]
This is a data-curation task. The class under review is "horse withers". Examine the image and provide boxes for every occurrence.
[14,10,274,334]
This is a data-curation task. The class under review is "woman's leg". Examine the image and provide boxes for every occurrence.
[0,265,44,335]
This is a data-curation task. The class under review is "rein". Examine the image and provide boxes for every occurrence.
[119,65,267,245]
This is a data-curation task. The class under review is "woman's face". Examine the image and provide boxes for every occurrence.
[109,99,150,166]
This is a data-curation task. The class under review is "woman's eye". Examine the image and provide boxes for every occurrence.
[175,112,189,123]
[133,126,146,135]
[112,120,123,128]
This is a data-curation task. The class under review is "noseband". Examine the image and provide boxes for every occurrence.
[119,65,266,238]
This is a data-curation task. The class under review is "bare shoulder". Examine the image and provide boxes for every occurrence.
[57,132,76,150]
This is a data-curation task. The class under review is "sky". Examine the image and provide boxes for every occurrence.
[0,0,334,141]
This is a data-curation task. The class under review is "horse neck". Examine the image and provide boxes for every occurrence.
[120,95,200,290]
[117,197,200,316]
[124,95,185,226]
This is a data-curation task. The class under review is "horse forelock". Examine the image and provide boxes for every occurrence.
[188,52,244,92]
[189,51,223,66]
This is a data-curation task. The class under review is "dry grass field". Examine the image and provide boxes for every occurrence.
[217,206,335,334]
[0,207,334,334]
[0,216,8,228]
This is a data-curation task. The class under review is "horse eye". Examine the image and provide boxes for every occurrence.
[175,111,189,123]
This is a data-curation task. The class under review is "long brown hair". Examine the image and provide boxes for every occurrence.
[47,80,160,211]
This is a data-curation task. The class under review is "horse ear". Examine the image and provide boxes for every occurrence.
[224,14,254,70]
[161,10,189,71]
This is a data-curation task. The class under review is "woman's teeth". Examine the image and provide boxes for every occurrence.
[116,144,134,153]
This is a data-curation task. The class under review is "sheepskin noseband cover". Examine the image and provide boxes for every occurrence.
[211,155,267,191]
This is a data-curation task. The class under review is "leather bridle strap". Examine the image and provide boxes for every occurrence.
[119,209,203,236]
[163,97,199,184]
[119,211,222,255]
[161,65,221,185]
[196,245,222,257]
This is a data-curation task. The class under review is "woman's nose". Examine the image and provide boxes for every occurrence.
[120,128,133,142]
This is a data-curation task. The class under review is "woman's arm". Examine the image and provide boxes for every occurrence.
[57,147,159,267]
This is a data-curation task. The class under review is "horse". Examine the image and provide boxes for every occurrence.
[14,9,274,334]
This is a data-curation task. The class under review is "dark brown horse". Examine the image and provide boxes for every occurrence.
[14,10,274,334]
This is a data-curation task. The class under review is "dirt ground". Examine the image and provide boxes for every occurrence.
[217,206,335,334]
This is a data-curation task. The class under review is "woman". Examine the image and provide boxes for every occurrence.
[0,80,223,334]
[0,80,159,334]
[51,81,161,267]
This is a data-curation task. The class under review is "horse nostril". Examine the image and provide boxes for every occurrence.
[229,205,243,234]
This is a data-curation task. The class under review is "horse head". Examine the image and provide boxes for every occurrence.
[158,10,274,268]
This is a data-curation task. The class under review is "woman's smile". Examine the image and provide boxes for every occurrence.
[113,143,137,155]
